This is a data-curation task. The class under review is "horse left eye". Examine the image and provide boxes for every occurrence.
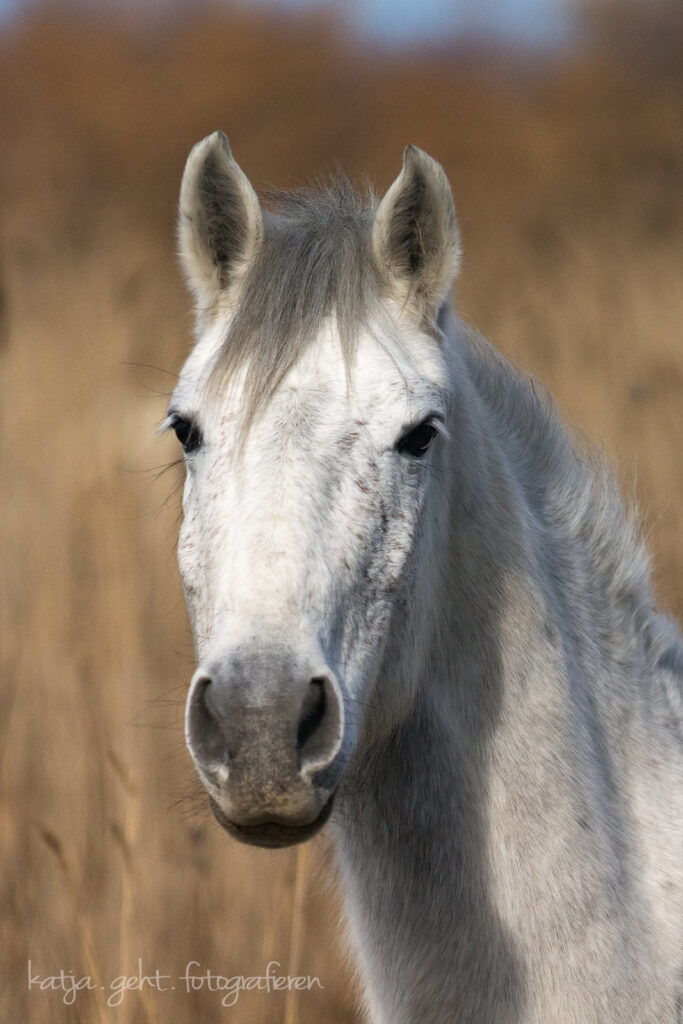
[397,420,439,458]
[172,417,201,454]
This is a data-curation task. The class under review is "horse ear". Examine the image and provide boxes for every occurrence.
[372,145,460,323]
[178,131,263,310]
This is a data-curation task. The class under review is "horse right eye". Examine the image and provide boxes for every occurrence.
[172,417,201,454]
[397,419,439,458]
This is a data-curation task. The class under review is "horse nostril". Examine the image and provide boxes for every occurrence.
[297,674,343,775]
[186,675,229,768]
[297,678,327,750]
[186,662,344,781]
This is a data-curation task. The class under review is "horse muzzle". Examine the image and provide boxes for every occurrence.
[185,645,346,847]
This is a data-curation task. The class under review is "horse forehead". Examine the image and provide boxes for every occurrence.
[280,322,448,407]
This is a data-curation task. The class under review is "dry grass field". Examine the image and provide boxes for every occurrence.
[0,4,681,1021]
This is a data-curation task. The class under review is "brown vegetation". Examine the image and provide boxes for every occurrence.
[0,5,681,1021]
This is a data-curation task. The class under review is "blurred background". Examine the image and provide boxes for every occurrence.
[0,0,681,1021]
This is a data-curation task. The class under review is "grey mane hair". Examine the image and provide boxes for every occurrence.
[459,323,678,688]
[205,175,392,431]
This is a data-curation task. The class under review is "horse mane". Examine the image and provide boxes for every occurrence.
[459,322,680,678]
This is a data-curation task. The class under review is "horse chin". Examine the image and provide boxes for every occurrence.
[208,792,336,849]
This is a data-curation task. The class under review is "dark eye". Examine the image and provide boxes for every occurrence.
[397,419,439,458]
[172,416,202,454]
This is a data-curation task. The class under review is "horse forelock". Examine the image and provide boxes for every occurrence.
[204,175,387,427]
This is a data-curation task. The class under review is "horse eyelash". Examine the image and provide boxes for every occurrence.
[158,413,177,435]
[432,418,451,443]
[419,411,451,443]
[159,410,194,435]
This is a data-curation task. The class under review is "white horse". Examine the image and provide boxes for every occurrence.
[166,131,682,1023]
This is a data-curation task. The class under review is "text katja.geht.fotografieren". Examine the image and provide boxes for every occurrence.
[27,959,324,1007]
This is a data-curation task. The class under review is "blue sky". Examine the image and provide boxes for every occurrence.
[260,0,575,46]
[0,0,576,47]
